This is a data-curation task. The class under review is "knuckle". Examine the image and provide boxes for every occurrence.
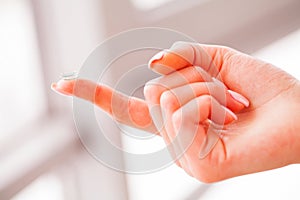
[192,95,211,116]
[188,66,205,81]
[160,90,179,111]
[193,66,212,81]
[143,81,163,103]
[220,45,234,53]
[198,95,211,106]
[143,82,154,100]
[172,110,182,131]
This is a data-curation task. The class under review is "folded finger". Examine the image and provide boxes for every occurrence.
[149,42,233,76]
[160,81,246,114]
[144,66,212,104]
[171,95,235,160]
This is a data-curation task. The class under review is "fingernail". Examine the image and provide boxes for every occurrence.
[223,106,238,121]
[228,90,250,107]
[148,51,164,67]
[149,104,164,132]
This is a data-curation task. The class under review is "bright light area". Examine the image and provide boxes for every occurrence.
[11,173,64,200]
[0,0,45,141]
[199,165,300,200]
[121,126,165,154]
[253,28,300,80]
[128,165,204,200]
[130,0,175,10]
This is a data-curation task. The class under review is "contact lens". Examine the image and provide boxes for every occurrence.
[61,71,78,80]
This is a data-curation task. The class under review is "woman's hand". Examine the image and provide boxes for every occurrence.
[143,42,300,182]
[51,42,300,183]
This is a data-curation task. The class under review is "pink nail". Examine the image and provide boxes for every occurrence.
[223,106,238,120]
[148,51,164,67]
[228,90,250,107]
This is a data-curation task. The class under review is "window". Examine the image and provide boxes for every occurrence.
[12,173,64,200]
[253,28,300,79]
[130,0,177,10]
[0,0,45,142]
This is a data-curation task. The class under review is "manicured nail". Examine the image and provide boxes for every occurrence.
[149,104,164,132]
[148,51,164,67]
[228,90,250,107]
[223,106,238,121]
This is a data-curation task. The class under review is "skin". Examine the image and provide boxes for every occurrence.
[52,42,300,183]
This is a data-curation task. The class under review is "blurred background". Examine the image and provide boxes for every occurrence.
[0,0,300,199]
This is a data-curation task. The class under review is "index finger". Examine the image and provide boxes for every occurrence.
[51,79,158,134]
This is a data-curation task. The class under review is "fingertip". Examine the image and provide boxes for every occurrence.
[219,105,238,124]
[148,49,191,75]
[148,51,165,68]
[148,50,175,75]
[228,90,250,107]
[51,82,67,96]
[51,82,57,90]
[224,106,238,121]
[51,79,75,96]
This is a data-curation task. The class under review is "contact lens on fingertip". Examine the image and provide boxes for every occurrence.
[61,71,78,80]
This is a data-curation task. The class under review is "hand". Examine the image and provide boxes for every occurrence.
[144,42,300,182]
[51,42,300,183]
